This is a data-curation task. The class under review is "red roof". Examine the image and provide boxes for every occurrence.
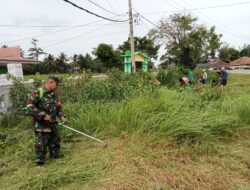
[0,45,40,65]
[231,57,250,66]
[0,45,21,59]
[208,59,231,68]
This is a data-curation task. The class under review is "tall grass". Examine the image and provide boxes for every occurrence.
[1,73,249,189]
[63,86,248,150]
[237,95,250,125]
[3,71,250,150]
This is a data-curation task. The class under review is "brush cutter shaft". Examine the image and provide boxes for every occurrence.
[61,124,104,144]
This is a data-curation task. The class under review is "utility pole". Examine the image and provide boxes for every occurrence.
[128,0,136,73]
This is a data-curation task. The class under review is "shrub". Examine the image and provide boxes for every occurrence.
[193,69,218,84]
[7,75,32,112]
[157,67,182,88]
[60,70,158,103]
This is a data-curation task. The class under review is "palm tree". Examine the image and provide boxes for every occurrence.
[43,54,55,73]
[56,52,69,73]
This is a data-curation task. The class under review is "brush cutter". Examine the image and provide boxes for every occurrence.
[14,108,108,148]
[58,122,108,148]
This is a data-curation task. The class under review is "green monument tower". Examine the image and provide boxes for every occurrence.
[123,51,148,73]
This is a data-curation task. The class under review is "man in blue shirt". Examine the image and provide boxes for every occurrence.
[220,67,228,90]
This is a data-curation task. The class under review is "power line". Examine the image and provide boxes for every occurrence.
[44,31,127,49]
[62,0,128,22]
[133,10,160,29]
[0,24,68,28]
[103,0,129,32]
[113,0,125,13]
[86,0,123,16]
[140,19,152,30]
[105,0,117,13]
[159,0,250,40]
[42,24,127,49]
[142,1,250,15]
[178,0,250,40]
[0,20,110,45]
[0,22,120,28]
[42,25,108,49]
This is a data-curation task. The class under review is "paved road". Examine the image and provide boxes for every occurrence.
[227,70,250,74]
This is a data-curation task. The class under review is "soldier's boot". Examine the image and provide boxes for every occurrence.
[34,132,48,165]
[49,138,62,159]
[35,158,44,165]
[35,154,45,165]
[35,143,46,165]
[49,149,63,159]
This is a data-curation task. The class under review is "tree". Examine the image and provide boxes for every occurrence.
[240,44,250,57]
[75,53,91,70]
[55,52,69,73]
[28,38,45,60]
[219,44,240,62]
[68,54,79,72]
[93,43,122,70]
[43,54,56,73]
[149,13,222,68]
[118,36,160,59]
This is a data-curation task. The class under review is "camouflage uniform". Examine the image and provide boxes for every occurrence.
[27,86,65,164]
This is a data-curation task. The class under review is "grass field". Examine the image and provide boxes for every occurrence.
[0,73,249,190]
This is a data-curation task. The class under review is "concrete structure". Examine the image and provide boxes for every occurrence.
[0,46,38,113]
[123,51,149,73]
[0,46,39,77]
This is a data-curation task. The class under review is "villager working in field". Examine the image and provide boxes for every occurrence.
[188,69,194,84]
[220,67,228,90]
[202,69,208,84]
[179,75,190,86]
[27,76,66,165]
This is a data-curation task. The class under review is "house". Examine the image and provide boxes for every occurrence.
[0,45,38,113]
[0,45,40,76]
[230,57,250,69]
[197,59,231,70]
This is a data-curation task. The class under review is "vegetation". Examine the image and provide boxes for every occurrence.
[219,43,241,63]
[149,13,222,68]
[28,38,45,60]
[0,71,249,189]
[219,43,250,63]
[24,35,160,75]
[19,13,250,76]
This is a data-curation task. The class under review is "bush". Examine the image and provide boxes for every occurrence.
[193,69,218,84]
[60,70,158,103]
[7,75,32,112]
[157,67,182,88]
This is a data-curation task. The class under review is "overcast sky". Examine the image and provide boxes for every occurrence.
[0,0,250,61]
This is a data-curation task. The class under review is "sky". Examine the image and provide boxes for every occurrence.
[0,0,250,62]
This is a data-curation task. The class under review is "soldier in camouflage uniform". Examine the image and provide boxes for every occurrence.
[27,76,66,165]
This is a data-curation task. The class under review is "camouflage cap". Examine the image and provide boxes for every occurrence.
[48,75,61,85]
